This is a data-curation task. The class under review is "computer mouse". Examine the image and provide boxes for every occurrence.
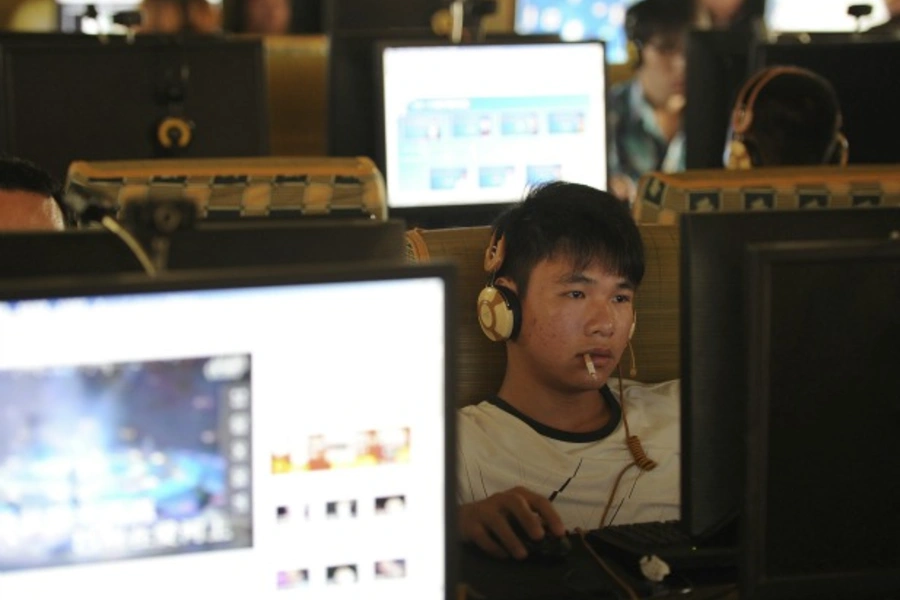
[510,520,573,563]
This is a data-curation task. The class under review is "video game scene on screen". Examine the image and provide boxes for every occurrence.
[0,354,253,572]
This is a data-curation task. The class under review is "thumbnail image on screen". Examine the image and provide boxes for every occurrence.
[380,41,608,209]
[515,0,638,64]
[0,354,253,572]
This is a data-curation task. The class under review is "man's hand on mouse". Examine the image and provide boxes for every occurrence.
[459,486,566,560]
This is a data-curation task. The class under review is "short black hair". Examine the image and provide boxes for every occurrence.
[626,0,693,47]
[746,68,844,166]
[491,181,644,300]
[0,155,73,227]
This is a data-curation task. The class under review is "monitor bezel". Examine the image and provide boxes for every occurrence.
[742,237,900,599]
[0,260,459,600]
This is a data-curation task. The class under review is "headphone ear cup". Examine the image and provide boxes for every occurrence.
[725,139,753,170]
[477,284,521,342]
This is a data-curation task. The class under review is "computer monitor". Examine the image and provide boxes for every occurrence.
[0,36,269,184]
[513,0,637,64]
[742,238,900,599]
[679,208,900,542]
[377,39,608,226]
[753,36,900,165]
[763,0,890,32]
[684,29,754,169]
[0,262,456,598]
[0,218,407,280]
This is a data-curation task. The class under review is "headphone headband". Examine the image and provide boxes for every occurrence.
[730,66,813,135]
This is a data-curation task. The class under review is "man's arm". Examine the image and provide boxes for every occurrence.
[458,486,566,559]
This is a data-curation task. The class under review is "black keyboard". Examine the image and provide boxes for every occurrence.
[588,520,737,572]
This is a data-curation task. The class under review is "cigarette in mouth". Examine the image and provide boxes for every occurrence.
[583,353,597,379]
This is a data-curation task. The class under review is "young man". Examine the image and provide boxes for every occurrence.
[459,182,679,560]
[723,66,848,169]
[608,0,693,203]
[0,156,67,231]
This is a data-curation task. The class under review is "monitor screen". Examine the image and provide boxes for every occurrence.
[684,29,753,169]
[753,36,900,166]
[764,0,889,32]
[742,238,900,599]
[378,40,607,213]
[679,208,900,541]
[513,0,637,64]
[56,0,142,34]
[0,36,269,184]
[0,218,407,279]
[0,263,455,599]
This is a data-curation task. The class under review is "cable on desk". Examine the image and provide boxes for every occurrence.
[575,527,640,600]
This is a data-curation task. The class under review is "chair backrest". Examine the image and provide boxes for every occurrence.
[258,34,328,156]
[406,223,680,407]
[634,164,900,224]
[65,156,387,221]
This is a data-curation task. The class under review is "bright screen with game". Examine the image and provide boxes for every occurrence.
[379,40,608,210]
[0,267,450,599]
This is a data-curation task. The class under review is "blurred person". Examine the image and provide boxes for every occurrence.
[138,0,221,34]
[608,0,693,203]
[693,0,763,29]
[0,156,67,231]
[242,0,292,34]
[723,65,848,169]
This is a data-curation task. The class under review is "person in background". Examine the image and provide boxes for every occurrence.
[458,181,679,560]
[242,0,292,34]
[693,0,763,30]
[138,0,221,34]
[0,156,68,231]
[723,66,848,169]
[608,0,693,204]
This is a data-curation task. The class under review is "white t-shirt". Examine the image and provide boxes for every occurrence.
[457,379,680,531]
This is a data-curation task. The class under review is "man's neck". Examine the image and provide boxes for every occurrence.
[496,373,612,434]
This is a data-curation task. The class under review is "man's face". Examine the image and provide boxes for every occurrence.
[0,190,65,231]
[640,32,687,104]
[503,254,635,391]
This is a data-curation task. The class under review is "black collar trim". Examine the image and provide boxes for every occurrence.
[487,387,622,443]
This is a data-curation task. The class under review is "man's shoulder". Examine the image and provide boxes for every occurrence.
[608,78,636,108]
[618,379,680,415]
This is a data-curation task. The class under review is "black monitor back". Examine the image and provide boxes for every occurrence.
[325,0,445,160]
[742,238,900,599]
[679,207,900,540]
[684,29,754,169]
[0,218,406,279]
[0,36,269,183]
[753,35,900,165]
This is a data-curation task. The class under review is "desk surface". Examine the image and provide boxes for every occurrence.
[458,535,739,600]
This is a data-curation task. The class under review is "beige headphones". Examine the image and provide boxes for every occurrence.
[724,66,849,170]
[477,231,521,342]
